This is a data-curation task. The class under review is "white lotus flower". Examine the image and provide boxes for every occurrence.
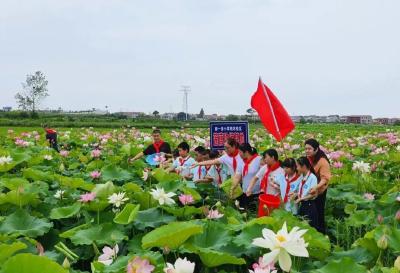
[352,161,370,174]
[252,222,309,272]
[54,190,65,199]
[0,156,13,165]
[98,244,119,265]
[44,155,53,161]
[107,192,129,208]
[150,187,176,205]
[164,257,195,273]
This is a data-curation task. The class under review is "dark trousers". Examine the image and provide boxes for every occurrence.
[238,193,259,212]
[315,190,327,234]
[298,200,318,230]
[46,133,59,152]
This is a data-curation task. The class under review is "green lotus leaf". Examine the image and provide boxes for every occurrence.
[0,209,53,238]
[142,221,203,249]
[50,202,81,219]
[101,164,132,181]
[113,204,140,225]
[0,241,27,264]
[311,257,368,273]
[70,223,127,246]
[2,253,68,273]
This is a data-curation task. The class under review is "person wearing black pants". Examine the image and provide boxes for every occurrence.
[44,125,59,152]
[304,139,331,234]
[294,157,319,231]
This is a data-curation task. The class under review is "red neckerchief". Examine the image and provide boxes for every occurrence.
[260,162,281,193]
[215,165,222,184]
[242,154,259,177]
[228,149,239,173]
[299,171,311,199]
[153,140,164,153]
[179,156,190,166]
[307,156,314,166]
[197,166,203,179]
[284,173,300,202]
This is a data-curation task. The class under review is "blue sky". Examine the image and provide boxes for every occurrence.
[1,0,399,117]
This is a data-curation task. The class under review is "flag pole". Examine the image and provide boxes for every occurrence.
[259,77,288,158]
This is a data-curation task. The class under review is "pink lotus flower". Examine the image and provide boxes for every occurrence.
[363,193,375,201]
[98,245,119,265]
[250,257,276,273]
[91,149,101,158]
[127,257,155,273]
[60,150,69,157]
[79,192,96,203]
[179,194,194,205]
[90,170,101,179]
[333,161,343,169]
[207,209,224,220]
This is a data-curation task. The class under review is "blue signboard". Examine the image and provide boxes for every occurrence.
[210,121,249,150]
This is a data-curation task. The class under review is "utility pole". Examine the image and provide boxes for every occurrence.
[180,85,190,121]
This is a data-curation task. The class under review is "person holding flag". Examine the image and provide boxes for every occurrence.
[130,129,172,162]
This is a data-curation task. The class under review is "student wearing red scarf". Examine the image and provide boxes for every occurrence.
[292,157,319,230]
[131,129,171,162]
[247,149,285,197]
[230,143,262,210]
[280,158,302,214]
[194,138,244,178]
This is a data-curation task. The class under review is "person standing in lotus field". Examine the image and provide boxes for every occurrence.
[230,143,262,210]
[304,138,331,234]
[194,138,244,178]
[131,129,172,162]
[44,124,59,152]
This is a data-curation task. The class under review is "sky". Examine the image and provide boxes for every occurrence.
[1,0,399,117]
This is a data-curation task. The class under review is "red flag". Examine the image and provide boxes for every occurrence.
[251,78,295,141]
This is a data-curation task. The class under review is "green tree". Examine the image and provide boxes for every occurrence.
[199,108,205,118]
[15,71,49,113]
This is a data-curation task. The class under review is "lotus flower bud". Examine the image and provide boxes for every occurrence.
[62,258,70,269]
[394,256,400,271]
[377,235,388,250]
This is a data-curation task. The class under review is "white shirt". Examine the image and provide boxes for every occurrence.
[296,172,318,199]
[218,152,244,177]
[236,156,262,194]
[256,165,285,196]
[172,156,196,177]
[206,165,229,186]
[190,165,208,181]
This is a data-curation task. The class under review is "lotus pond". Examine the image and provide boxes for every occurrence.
[0,125,399,273]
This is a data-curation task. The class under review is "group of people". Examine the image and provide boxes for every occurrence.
[44,127,331,233]
[132,129,331,234]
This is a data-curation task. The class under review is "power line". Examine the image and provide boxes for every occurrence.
[180,85,190,121]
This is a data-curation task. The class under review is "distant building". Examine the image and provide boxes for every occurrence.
[117,112,145,118]
[161,113,176,120]
[2,106,12,112]
[326,115,340,123]
[291,116,302,123]
[346,115,373,124]
[389,118,400,125]
[374,118,390,125]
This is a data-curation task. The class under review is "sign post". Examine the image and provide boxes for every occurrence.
[210,121,249,150]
